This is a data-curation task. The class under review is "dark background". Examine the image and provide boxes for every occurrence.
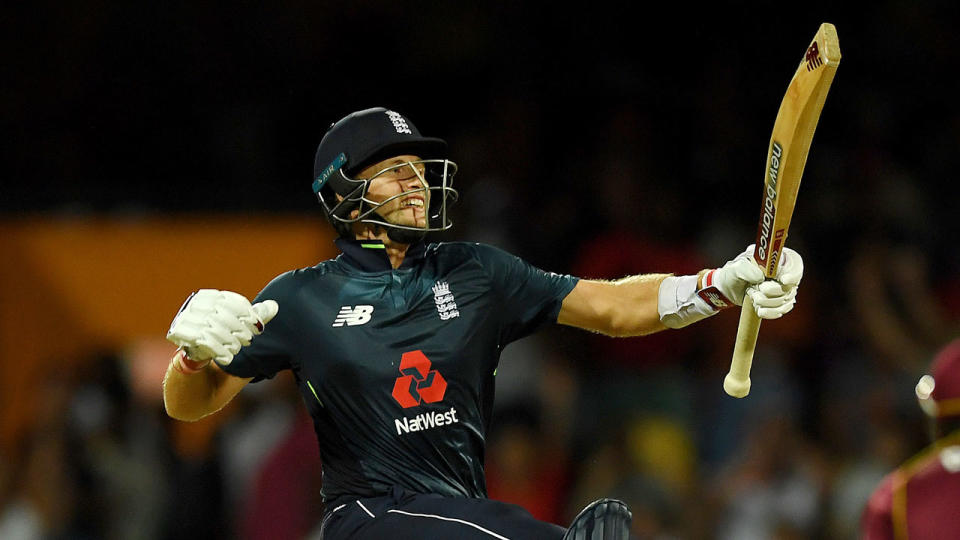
[6,3,958,222]
[3,2,960,539]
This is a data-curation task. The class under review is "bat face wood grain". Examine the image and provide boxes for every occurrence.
[725,23,841,398]
[752,23,841,277]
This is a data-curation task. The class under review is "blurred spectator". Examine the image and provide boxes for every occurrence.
[488,333,580,527]
[223,371,324,540]
[0,374,78,539]
[568,148,710,452]
[625,415,697,502]
[826,421,909,539]
[485,405,570,525]
[564,422,686,539]
[242,409,323,540]
[571,149,709,373]
[847,173,957,375]
[712,415,826,540]
[67,352,170,540]
[219,373,299,521]
[163,421,228,539]
[622,415,697,538]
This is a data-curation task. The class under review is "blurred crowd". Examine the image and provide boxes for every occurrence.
[1,100,957,537]
[4,2,960,539]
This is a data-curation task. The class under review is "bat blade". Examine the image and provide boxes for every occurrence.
[724,23,841,398]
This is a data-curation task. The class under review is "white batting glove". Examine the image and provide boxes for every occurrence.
[166,289,279,366]
[702,246,765,308]
[701,245,804,319]
[746,247,803,319]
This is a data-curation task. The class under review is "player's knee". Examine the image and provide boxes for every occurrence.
[562,498,631,540]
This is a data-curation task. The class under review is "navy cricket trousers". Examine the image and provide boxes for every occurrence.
[320,487,565,539]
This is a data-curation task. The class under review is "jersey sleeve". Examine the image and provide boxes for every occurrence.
[219,272,295,382]
[472,243,579,346]
[861,473,895,540]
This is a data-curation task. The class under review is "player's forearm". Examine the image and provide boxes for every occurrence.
[559,275,669,337]
[605,274,672,336]
[163,289,266,421]
[162,354,223,421]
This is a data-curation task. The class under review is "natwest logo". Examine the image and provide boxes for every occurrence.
[395,407,459,435]
[391,350,447,408]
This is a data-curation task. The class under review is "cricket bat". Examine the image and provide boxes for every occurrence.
[723,23,841,398]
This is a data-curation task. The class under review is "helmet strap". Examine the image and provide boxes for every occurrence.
[386,226,427,245]
[366,211,426,244]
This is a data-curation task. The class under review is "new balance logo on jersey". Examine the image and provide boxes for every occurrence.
[332,305,374,327]
[432,281,459,321]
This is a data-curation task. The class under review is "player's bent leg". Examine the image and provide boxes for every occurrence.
[392,494,564,539]
[322,490,565,539]
[562,498,632,540]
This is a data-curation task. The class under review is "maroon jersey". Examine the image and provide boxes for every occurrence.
[862,431,960,539]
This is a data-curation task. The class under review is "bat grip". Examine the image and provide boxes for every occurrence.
[724,297,762,398]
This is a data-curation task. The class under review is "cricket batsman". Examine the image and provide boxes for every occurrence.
[162,107,804,539]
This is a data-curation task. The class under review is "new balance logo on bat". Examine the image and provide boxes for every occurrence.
[805,41,823,71]
[757,142,782,263]
[332,305,374,327]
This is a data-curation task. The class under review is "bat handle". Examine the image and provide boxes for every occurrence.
[724,297,762,398]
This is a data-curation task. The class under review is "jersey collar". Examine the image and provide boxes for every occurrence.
[335,238,427,272]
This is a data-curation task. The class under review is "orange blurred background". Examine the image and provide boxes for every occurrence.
[0,216,336,461]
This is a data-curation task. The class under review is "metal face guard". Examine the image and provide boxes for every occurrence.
[318,159,459,234]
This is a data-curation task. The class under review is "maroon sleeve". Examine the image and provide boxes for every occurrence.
[861,473,895,540]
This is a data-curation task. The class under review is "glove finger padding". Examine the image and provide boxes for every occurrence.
[211,290,260,335]
[711,245,765,306]
[747,285,798,319]
[754,300,796,319]
[210,309,253,346]
[250,300,279,330]
[195,329,237,362]
[757,280,788,298]
[748,283,797,308]
[166,289,279,367]
[215,289,257,313]
[167,312,208,344]
[728,254,765,284]
[185,289,228,314]
[233,300,279,338]
[775,247,804,288]
[202,322,242,353]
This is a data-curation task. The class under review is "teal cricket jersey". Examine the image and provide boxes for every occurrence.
[220,238,579,503]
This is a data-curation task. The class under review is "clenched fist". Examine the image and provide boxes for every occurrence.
[708,245,804,319]
[166,289,279,366]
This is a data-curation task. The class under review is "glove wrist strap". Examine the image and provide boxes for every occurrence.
[696,269,735,311]
[658,275,720,329]
[173,348,210,374]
